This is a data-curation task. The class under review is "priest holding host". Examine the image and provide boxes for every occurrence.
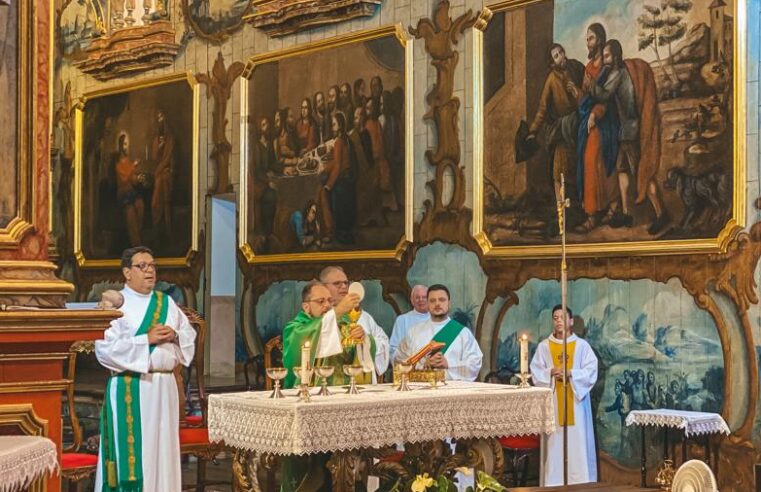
[530,304,599,486]
[94,246,197,492]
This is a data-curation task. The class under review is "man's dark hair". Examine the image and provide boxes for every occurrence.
[604,39,624,67]
[547,43,565,68]
[552,303,573,318]
[587,22,607,58]
[427,284,450,300]
[121,246,154,269]
[301,280,324,302]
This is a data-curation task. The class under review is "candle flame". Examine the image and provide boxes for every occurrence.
[521,333,528,341]
[303,340,311,348]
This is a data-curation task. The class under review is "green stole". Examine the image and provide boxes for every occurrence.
[432,318,466,355]
[99,291,168,492]
[281,310,376,389]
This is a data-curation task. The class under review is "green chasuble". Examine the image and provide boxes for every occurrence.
[282,310,376,389]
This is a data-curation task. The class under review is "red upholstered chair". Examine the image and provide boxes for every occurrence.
[499,434,540,486]
[61,341,99,492]
[178,306,227,492]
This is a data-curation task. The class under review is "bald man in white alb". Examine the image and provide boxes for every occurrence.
[389,285,429,363]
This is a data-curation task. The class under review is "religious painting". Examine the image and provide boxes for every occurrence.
[474,0,745,257]
[74,72,200,267]
[182,0,252,43]
[0,0,34,244]
[495,277,725,467]
[239,24,413,264]
[56,0,106,61]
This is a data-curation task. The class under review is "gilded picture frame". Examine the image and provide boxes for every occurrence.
[0,0,35,248]
[73,72,200,269]
[472,0,746,258]
[239,23,414,264]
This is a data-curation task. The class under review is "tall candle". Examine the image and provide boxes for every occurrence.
[520,333,528,374]
[301,340,311,384]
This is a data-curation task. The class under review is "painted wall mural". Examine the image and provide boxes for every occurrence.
[496,277,724,467]
[478,0,740,256]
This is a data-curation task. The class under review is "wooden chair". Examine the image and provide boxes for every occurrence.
[263,335,283,390]
[178,306,227,492]
[61,341,98,492]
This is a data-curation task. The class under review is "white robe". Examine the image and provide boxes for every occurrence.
[530,334,598,486]
[356,310,390,382]
[389,309,430,363]
[394,317,483,381]
[94,286,196,492]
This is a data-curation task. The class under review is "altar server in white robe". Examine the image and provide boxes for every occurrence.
[530,304,598,486]
[395,284,483,381]
[94,246,196,492]
[320,266,390,381]
[389,284,430,362]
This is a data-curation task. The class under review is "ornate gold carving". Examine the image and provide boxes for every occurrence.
[246,0,381,37]
[72,21,180,81]
[197,53,245,195]
[0,403,49,436]
[0,258,74,307]
[326,450,364,492]
[409,1,479,245]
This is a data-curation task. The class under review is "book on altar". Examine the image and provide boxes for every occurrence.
[404,341,446,366]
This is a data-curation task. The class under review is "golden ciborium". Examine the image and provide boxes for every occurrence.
[341,307,363,348]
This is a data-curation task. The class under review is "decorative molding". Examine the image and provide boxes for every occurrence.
[197,53,245,195]
[0,260,74,307]
[0,403,48,436]
[246,0,381,37]
[72,21,180,81]
[409,1,479,246]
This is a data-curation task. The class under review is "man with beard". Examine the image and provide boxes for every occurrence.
[395,284,482,381]
[349,107,384,228]
[338,82,355,130]
[527,43,584,207]
[252,116,278,236]
[326,85,339,138]
[586,39,669,234]
[150,110,175,232]
[568,23,619,232]
[295,97,317,155]
[313,91,330,144]
[370,75,383,106]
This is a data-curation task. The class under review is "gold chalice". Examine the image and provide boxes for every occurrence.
[343,364,363,395]
[293,366,314,402]
[395,363,413,392]
[315,366,335,396]
[266,367,288,399]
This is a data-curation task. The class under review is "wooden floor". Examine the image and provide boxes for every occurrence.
[507,483,659,492]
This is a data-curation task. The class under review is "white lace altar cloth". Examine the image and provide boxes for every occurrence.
[208,381,555,455]
[625,409,730,437]
[0,436,58,492]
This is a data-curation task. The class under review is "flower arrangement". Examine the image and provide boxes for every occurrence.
[383,469,507,492]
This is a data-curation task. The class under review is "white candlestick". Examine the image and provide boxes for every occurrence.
[520,333,528,374]
[301,341,311,385]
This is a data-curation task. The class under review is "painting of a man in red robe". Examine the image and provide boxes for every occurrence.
[483,0,735,249]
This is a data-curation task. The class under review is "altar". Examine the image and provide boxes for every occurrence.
[208,381,555,491]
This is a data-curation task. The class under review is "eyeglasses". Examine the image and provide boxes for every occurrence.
[306,297,332,305]
[328,280,349,288]
[131,262,158,272]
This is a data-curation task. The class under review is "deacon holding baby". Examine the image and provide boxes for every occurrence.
[94,246,196,492]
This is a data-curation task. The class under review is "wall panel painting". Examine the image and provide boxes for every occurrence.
[74,73,200,267]
[495,277,725,467]
[0,0,34,245]
[182,0,253,43]
[240,25,413,264]
[475,0,745,257]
